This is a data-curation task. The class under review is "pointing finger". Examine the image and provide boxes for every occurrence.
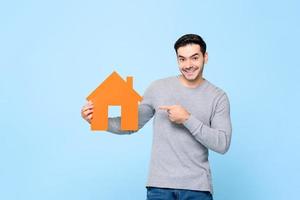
[159,106,172,111]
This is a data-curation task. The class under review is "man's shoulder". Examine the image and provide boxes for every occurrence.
[205,80,229,100]
[148,76,177,87]
[142,76,176,96]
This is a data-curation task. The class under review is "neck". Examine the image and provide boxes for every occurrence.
[179,75,205,88]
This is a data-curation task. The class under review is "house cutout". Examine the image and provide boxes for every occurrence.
[86,71,142,131]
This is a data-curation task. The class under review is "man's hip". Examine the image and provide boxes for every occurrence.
[146,187,213,200]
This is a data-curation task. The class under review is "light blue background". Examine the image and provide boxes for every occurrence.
[1,0,300,199]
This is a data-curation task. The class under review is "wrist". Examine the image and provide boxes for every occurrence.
[182,113,190,123]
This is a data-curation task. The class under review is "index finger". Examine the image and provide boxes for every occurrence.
[159,106,172,111]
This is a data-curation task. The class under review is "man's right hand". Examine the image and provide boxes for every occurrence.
[81,101,94,123]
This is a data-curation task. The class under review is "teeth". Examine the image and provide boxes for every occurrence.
[185,70,194,73]
[184,68,194,72]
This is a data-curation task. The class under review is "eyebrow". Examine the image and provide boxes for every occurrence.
[177,53,200,58]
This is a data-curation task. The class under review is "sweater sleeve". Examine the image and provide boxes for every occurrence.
[183,93,232,154]
[107,83,156,135]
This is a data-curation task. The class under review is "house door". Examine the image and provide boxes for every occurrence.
[108,105,121,118]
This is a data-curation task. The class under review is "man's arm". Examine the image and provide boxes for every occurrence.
[82,82,156,135]
[183,93,232,154]
[159,93,232,154]
[107,103,155,135]
[107,82,156,135]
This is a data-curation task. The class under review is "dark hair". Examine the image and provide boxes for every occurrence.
[174,34,206,55]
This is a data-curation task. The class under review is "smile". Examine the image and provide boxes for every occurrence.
[183,68,198,75]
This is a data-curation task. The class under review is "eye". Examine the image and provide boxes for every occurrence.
[192,57,199,60]
[179,58,185,62]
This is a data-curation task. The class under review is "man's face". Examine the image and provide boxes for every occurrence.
[177,44,208,82]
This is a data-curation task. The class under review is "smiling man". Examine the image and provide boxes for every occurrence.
[81,34,232,200]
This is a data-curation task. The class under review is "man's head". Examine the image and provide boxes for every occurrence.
[174,34,208,82]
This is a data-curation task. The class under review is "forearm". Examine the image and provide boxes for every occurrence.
[183,115,232,154]
[107,104,155,135]
[107,117,136,135]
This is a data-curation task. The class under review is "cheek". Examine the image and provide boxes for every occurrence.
[195,61,204,68]
[178,64,185,70]
[194,59,203,65]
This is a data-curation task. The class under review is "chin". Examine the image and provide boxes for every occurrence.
[186,76,199,81]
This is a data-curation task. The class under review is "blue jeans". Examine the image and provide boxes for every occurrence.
[146,187,213,200]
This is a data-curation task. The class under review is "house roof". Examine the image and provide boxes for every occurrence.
[86,71,142,102]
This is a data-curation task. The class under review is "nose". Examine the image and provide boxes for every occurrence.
[184,59,193,69]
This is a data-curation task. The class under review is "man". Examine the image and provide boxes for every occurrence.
[81,34,232,200]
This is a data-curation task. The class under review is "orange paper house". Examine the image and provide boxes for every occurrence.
[86,71,142,131]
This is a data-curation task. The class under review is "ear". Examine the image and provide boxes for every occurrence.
[204,52,208,64]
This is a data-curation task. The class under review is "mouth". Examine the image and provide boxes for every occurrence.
[183,68,198,77]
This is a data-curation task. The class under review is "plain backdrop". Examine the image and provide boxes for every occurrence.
[1,0,300,199]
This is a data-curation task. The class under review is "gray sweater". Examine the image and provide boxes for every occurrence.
[107,75,232,193]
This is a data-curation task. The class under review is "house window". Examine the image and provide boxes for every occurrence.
[108,105,121,117]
